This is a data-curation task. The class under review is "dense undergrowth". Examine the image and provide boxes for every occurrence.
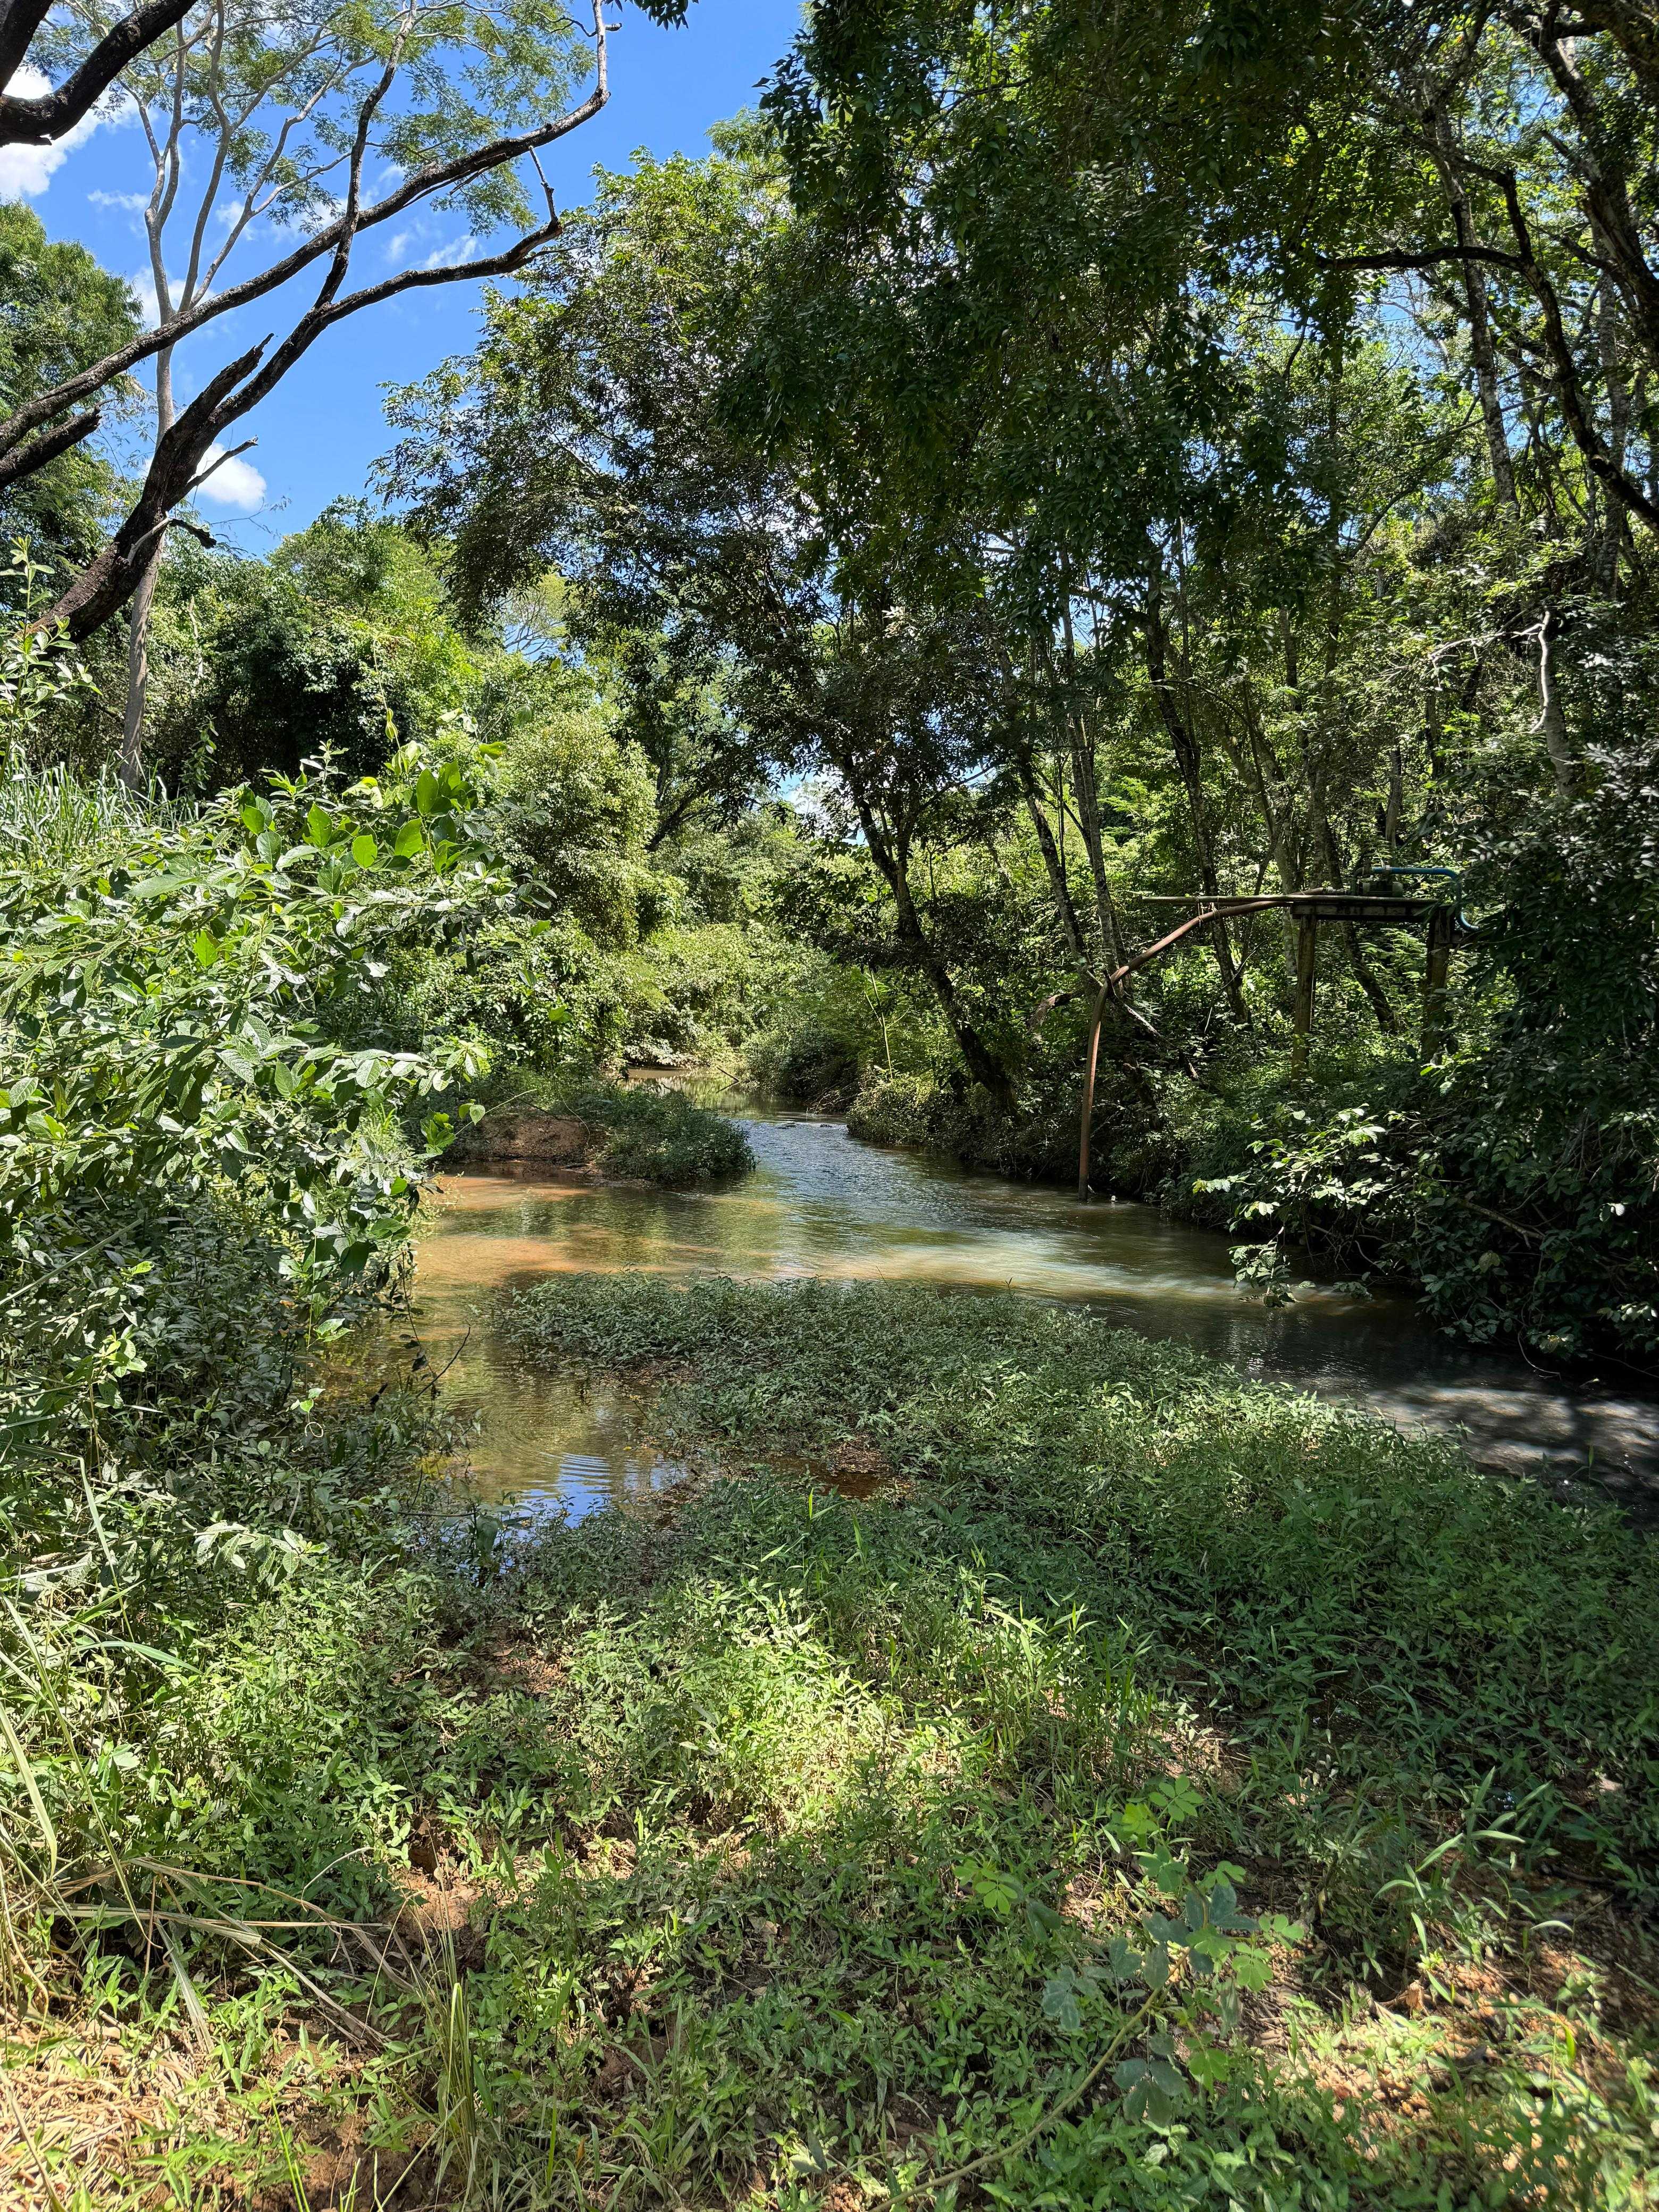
[1,746,1653,2209]
[570,1083,751,1187]
[8,1273,1658,2206]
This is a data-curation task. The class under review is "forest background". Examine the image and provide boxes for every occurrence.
[4,1,1659,2206]
[4,0,1657,1361]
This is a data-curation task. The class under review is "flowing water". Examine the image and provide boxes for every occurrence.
[410,1101,1659,1525]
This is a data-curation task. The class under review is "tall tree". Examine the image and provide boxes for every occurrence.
[386,139,1024,1098]
[0,0,693,783]
[0,203,138,572]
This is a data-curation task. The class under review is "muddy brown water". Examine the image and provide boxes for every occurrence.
[409,1102,1659,1526]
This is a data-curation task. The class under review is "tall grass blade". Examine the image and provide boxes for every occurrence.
[159,1917,213,2053]
[0,1696,56,1880]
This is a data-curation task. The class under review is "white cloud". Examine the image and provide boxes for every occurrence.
[194,442,266,513]
[0,66,104,201]
[383,214,483,273]
[423,234,477,271]
[89,188,149,212]
[129,270,165,328]
[129,268,215,329]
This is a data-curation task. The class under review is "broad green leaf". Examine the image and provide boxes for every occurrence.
[1231,1944,1273,1991]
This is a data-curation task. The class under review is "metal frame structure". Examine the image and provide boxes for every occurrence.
[1075,891,1459,1200]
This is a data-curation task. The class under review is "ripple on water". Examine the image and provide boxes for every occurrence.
[407,1107,1659,1525]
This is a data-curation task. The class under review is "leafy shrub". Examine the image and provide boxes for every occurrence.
[847,1061,1084,1181]
[0,752,498,1464]
[561,1079,753,1186]
[750,1021,860,1104]
[1187,746,1659,1356]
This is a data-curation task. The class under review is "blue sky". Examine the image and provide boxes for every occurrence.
[2,0,802,554]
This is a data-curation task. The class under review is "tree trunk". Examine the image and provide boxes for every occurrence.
[1595,266,1631,590]
[1012,734,1087,964]
[1054,604,1128,971]
[120,546,162,790]
[850,784,1015,1107]
[36,340,261,644]
[1426,103,1519,509]
[1144,574,1249,1021]
[1534,608,1578,795]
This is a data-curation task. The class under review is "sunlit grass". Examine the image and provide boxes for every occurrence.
[6,1280,1657,2206]
[0,756,186,867]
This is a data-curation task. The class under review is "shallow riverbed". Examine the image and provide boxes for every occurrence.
[406,1102,1659,1525]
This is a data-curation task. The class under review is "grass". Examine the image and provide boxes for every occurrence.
[0,757,187,867]
[6,1280,1658,2207]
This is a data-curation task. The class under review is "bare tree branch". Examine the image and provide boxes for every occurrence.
[0,12,610,475]
[38,208,566,641]
[0,408,102,495]
[0,0,194,146]
[1315,245,1526,274]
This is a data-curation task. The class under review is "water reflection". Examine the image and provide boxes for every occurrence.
[412,1107,1659,1521]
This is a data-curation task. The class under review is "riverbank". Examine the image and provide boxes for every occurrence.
[837,1049,1659,1376]
[10,1097,1658,2205]
[450,1077,754,1188]
[485,1279,1659,2204]
[410,1111,1659,1514]
[9,1273,1658,2205]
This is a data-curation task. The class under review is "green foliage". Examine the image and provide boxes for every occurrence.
[845,1061,1086,1180]
[557,1079,753,1187]
[11,1275,1657,2204]
[507,1279,1659,1890]
[490,686,660,943]
[7,0,1659,2194]
[1422,731,1659,1354]
[374,702,674,1075]
[136,508,506,792]
[752,1021,862,1107]
[1184,733,1659,1355]
[0,204,139,572]
[0,540,99,758]
[0,752,499,1462]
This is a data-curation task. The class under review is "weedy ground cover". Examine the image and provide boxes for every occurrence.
[8,1278,1655,2208]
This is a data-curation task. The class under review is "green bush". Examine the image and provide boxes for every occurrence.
[562,1078,753,1186]
[0,753,499,1465]
[749,1021,860,1105]
[847,1061,1085,1181]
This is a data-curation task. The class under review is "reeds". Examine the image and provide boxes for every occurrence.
[0,756,187,867]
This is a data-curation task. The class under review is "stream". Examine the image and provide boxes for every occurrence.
[409,1100,1659,1524]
